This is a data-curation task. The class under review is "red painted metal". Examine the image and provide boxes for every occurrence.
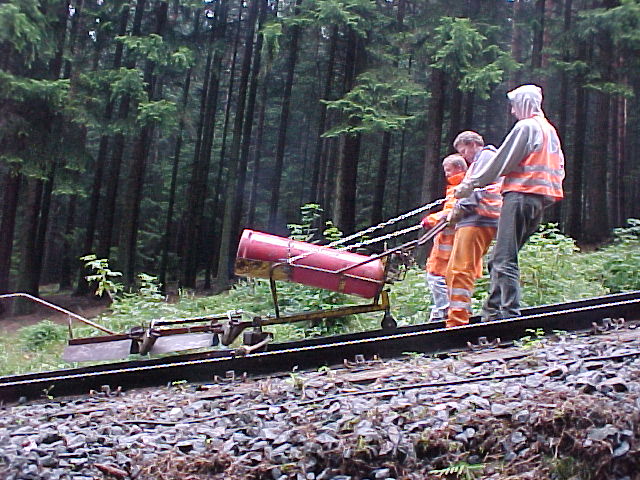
[236,229,385,298]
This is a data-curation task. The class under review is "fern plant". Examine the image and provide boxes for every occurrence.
[429,461,484,479]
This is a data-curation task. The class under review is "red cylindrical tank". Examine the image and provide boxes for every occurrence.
[235,229,385,298]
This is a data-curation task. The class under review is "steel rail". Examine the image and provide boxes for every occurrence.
[1,291,639,402]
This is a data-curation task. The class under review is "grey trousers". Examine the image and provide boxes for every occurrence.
[426,272,449,321]
[482,192,548,320]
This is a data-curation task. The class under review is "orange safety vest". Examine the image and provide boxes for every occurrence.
[426,224,455,276]
[423,182,460,276]
[502,115,564,200]
[475,181,503,219]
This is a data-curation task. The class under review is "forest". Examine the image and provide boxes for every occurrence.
[1,0,640,310]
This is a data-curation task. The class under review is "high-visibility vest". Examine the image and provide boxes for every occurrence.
[502,115,564,200]
[423,182,459,276]
[426,225,455,276]
[475,181,503,219]
[421,172,465,228]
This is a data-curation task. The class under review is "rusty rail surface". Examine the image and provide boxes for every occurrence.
[1,291,639,403]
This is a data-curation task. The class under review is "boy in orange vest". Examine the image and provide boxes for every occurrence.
[454,85,565,321]
[445,131,502,328]
[421,154,467,322]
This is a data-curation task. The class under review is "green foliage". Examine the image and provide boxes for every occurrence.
[80,254,123,299]
[322,70,425,137]
[323,221,343,243]
[110,274,165,317]
[428,17,518,99]
[116,34,194,69]
[516,328,546,350]
[108,67,148,104]
[579,0,640,48]
[288,203,325,242]
[590,219,640,292]
[136,100,178,128]
[429,461,484,479]
[260,20,283,65]
[300,0,378,36]
[0,72,70,106]
[18,321,67,352]
[518,224,607,306]
[0,1,50,65]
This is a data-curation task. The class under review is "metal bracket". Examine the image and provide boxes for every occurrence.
[592,317,626,334]
[467,336,501,351]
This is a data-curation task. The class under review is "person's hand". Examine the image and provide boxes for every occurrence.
[421,216,434,229]
[454,182,473,199]
[447,206,463,226]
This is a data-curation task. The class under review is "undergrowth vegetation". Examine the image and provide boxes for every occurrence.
[1,218,639,376]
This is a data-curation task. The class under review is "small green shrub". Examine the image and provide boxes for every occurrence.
[596,219,640,292]
[80,254,123,299]
[519,224,607,306]
[18,321,67,352]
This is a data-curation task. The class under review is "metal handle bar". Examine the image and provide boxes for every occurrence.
[0,293,116,335]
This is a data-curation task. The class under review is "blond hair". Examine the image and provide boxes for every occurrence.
[453,131,484,149]
[442,154,467,173]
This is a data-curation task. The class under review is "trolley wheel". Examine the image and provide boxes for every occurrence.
[381,311,397,330]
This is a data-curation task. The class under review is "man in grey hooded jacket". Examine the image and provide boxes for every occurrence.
[453,84,565,321]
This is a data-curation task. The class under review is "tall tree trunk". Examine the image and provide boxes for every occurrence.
[616,94,627,222]
[77,0,130,294]
[568,41,589,239]
[395,102,408,215]
[181,0,229,288]
[584,90,610,242]
[334,28,366,234]
[96,0,147,262]
[59,196,77,290]
[267,0,302,230]
[322,138,339,219]
[310,25,338,204]
[32,165,57,293]
[247,71,270,227]
[371,132,392,226]
[463,91,475,128]
[447,86,463,147]
[159,63,194,293]
[204,6,243,287]
[216,0,260,286]
[0,172,21,315]
[531,0,546,71]
[510,0,524,89]
[231,0,266,236]
[15,179,44,311]
[421,68,446,202]
[584,0,614,241]
[120,1,169,286]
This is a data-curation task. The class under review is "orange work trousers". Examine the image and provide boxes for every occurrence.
[445,226,496,328]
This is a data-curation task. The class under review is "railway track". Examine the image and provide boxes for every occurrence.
[1,291,639,403]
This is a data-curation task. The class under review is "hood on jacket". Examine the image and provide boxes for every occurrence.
[507,84,544,120]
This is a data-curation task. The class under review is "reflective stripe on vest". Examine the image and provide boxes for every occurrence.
[476,183,503,219]
[502,116,564,200]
